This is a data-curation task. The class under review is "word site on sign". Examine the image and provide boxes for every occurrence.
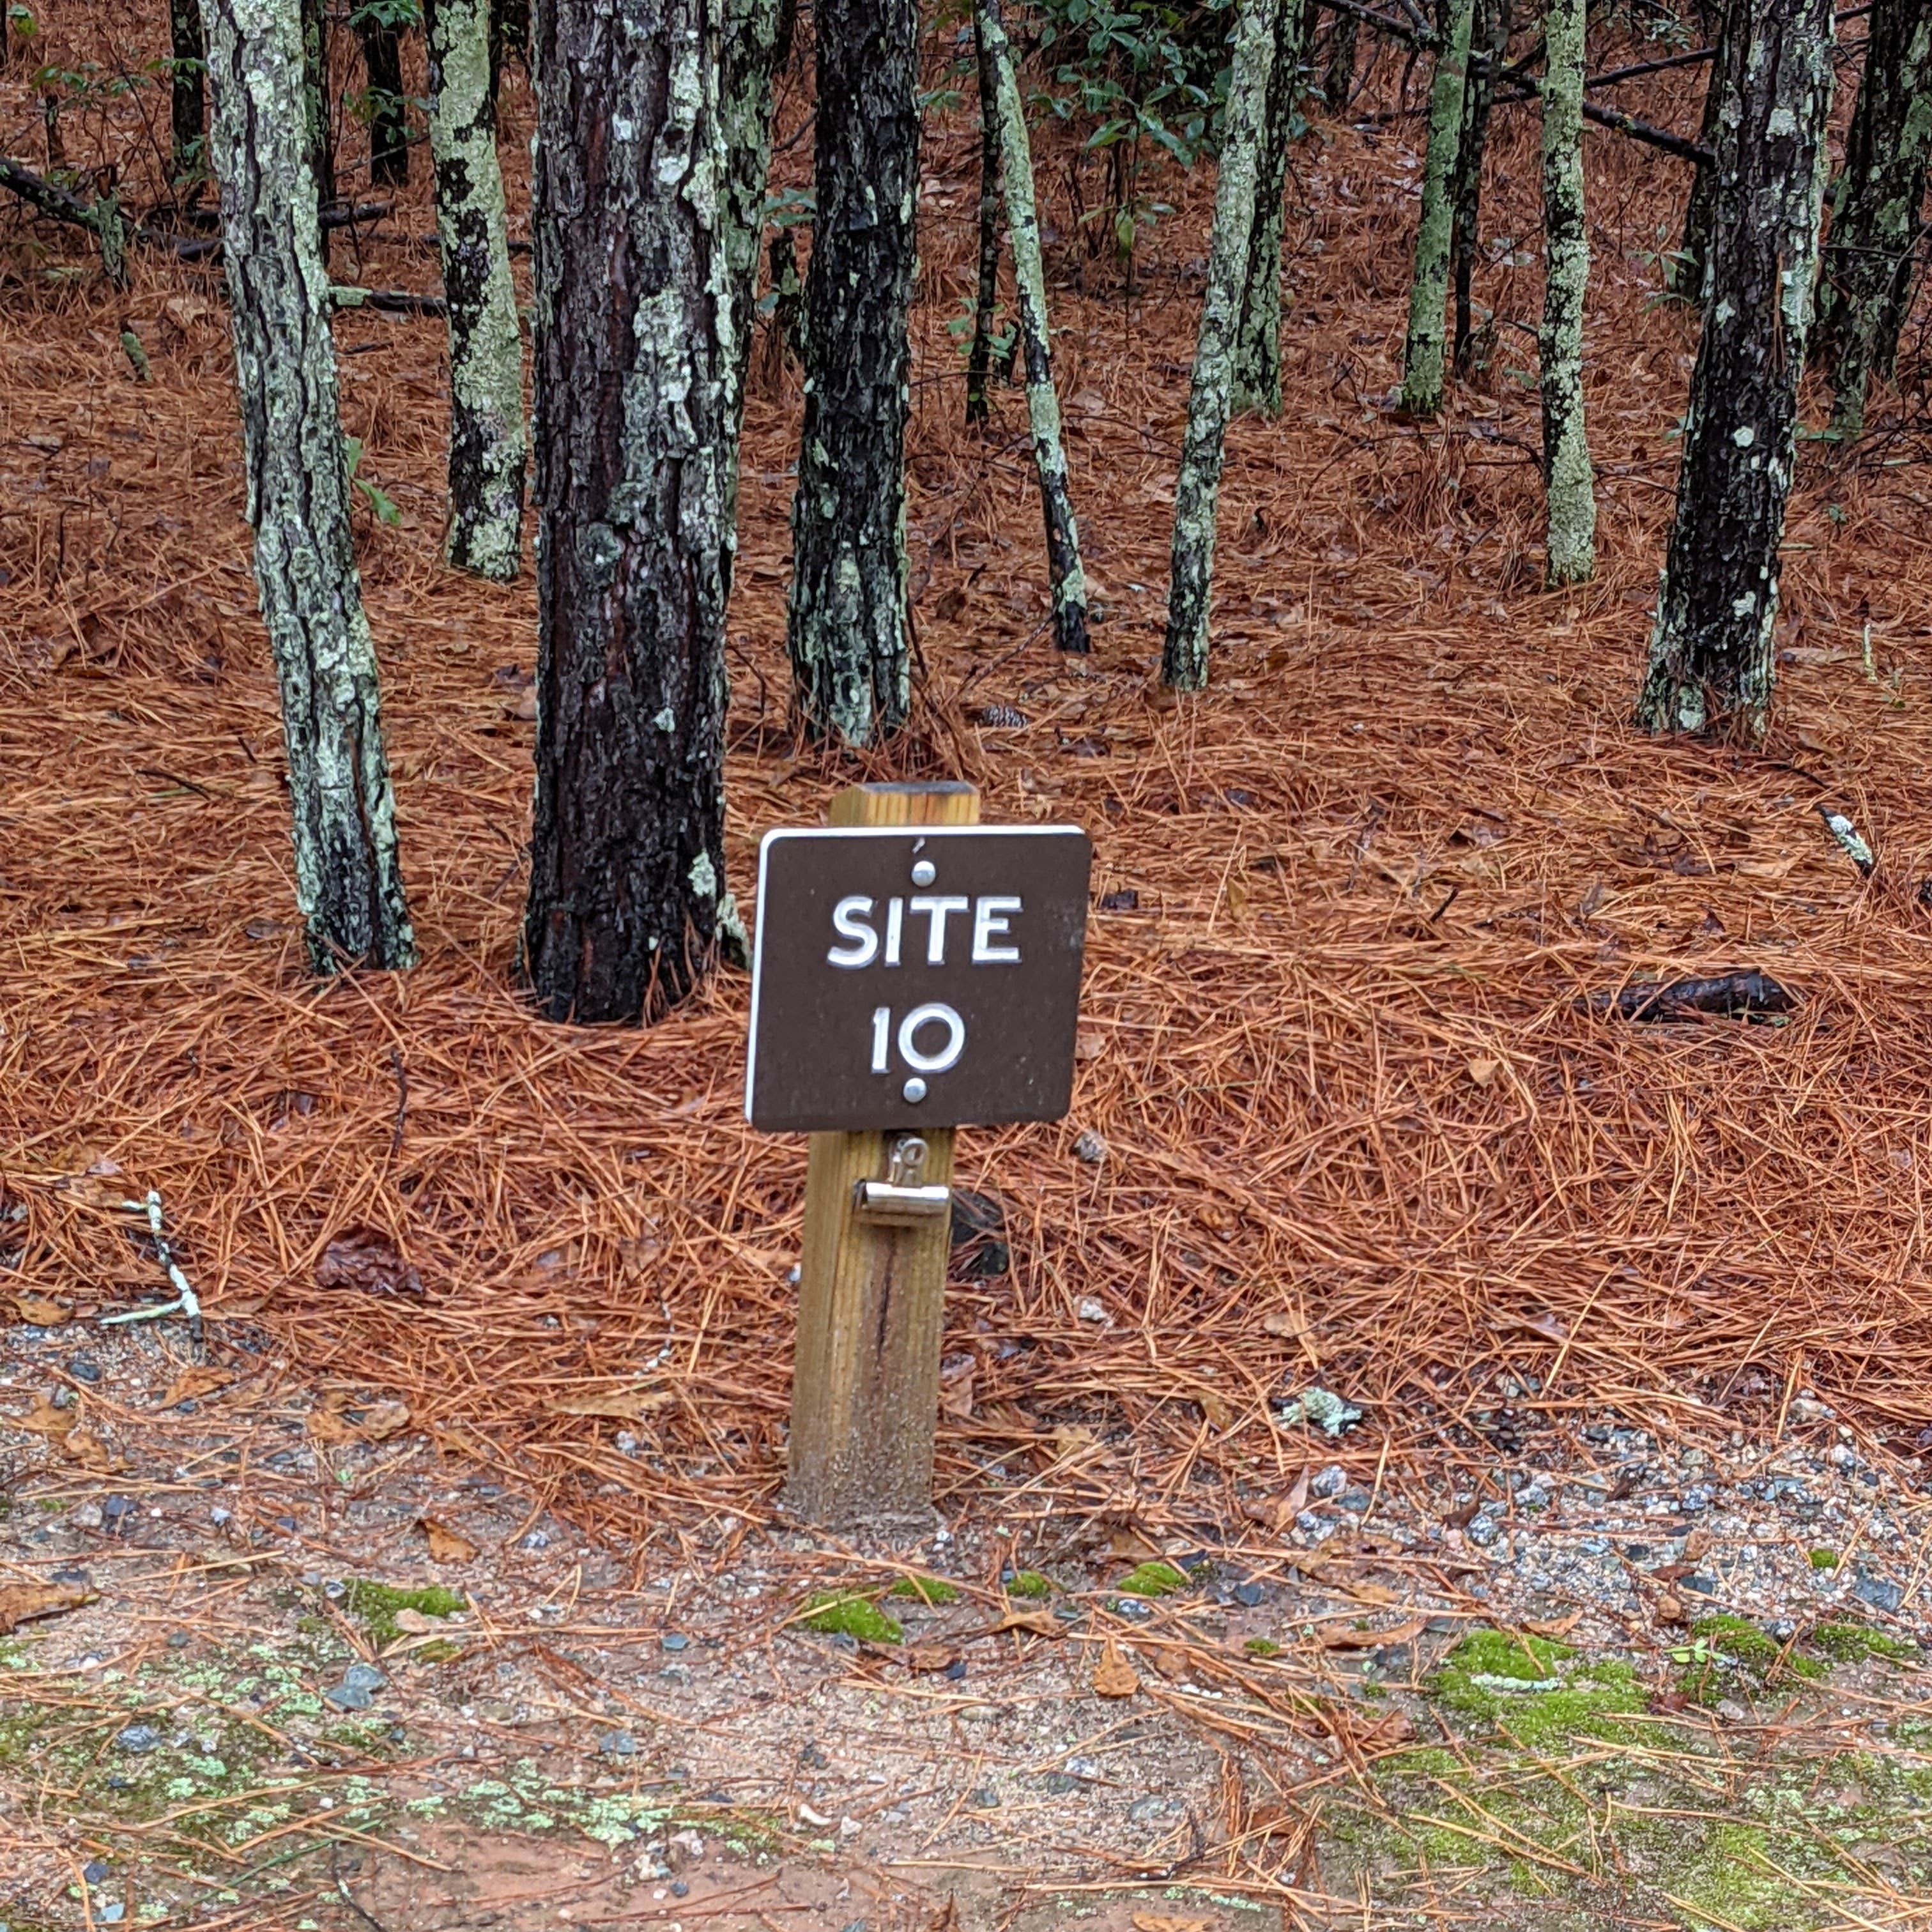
[746,826,1092,1134]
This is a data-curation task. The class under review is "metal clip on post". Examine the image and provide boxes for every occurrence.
[852,1135,951,1226]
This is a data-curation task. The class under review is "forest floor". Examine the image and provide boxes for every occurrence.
[10,6,1932,1928]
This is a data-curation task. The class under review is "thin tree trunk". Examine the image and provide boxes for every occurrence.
[1324,4,1358,110]
[719,0,790,591]
[1668,16,1728,300]
[1399,0,1475,417]
[1539,0,1594,584]
[523,0,735,1023]
[169,0,206,194]
[979,0,1089,653]
[1450,0,1506,378]
[424,0,526,579]
[966,3,1002,429]
[198,0,415,972]
[1813,0,1932,437]
[1636,0,1834,740]
[785,0,919,744]
[298,0,334,227]
[1161,0,1280,692]
[1232,0,1306,417]
[487,0,526,100]
[353,4,409,187]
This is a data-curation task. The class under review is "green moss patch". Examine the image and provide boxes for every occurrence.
[1004,1570,1052,1600]
[1430,1630,1644,1749]
[341,1581,466,1647]
[887,1575,958,1604]
[1809,1547,1839,1569]
[1811,1621,1915,1664]
[798,1591,901,1643]
[1116,1561,1188,1598]
[1243,1637,1281,1657]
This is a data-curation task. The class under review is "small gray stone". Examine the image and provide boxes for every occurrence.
[114,1724,159,1754]
[1128,1793,1179,1824]
[82,1861,110,1884]
[1853,1574,1904,1615]
[599,1730,640,1756]
[660,1632,689,1652]
[341,1662,387,1694]
[70,1502,103,1529]
[1309,1464,1347,1500]
[324,1683,372,1712]
[1071,1129,1106,1164]
[69,1356,100,1384]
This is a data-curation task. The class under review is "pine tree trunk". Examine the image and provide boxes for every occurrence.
[424,0,526,579]
[979,0,1089,652]
[1636,0,1834,740]
[1232,0,1305,417]
[785,0,918,744]
[1399,0,1476,418]
[719,0,790,589]
[487,0,526,100]
[1450,0,1506,378]
[198,0,416,972]
[1813,0,1932,437]
[1669,18,1729,300]
[965,4,1001,429]
[1538,0,1594,584]
[169,0,206,193]
[1324,4,1357,110]
[1161,0,1280,692]
[353,6,408,186]
[523,0,734,1023]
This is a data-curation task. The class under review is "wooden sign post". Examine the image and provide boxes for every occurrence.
[746,781,1092,1528]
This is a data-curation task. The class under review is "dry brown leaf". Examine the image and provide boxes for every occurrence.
[16,1395,75,1437]
[1466,1057,1499,1086]
[12,1292,70,1327]
[544,1388,674,1422]
[1107,1526,1162,1562]
[1092,1637,1139,1698]
[418,1517,477,1564]
[1655,1593,1685,1623]
[1261,1307,1308,1339]
[392,1606,450,1634]
[315,1227,422,1296]
[1682,1529,1713,1562]
[211,1294,268,1318]
[160,1365,232,1409]
[928,1899,961,1932]
[1131,1917,1208,1932]
[938,1353,976,1421]
[1524,1611,1583,1639]
[356,1400,411,1441]
[1194,1386,1233,1429]
[978,1609,1062,1639]
[903,1643,962,1674]
[1319,1614,1427,1650]
[1356,1708,1418,1749]
[61,1427,125,1472]
[0,1583,94,1634]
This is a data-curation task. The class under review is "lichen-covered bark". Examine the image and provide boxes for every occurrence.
[785,0,917,744]
[1232,0,1305,416]
[424,0,526,579]
[1324,4,1356,110]
[198,0,416,972]
[719,0,788,563]
[1669,18,1730,300]
[298,0,333,214]
[353,4,409,186]
[169,0,206,192]
[965,3,1001,429]
[980,0,1089,652]
[1538,0,1593,585]
[523,0,733,1023]
[1636,0,1834,741]
[1399,0,1475,417]
[1161,0,1280,691]
[1450,0,1506,377]
[1813,0,1932,437]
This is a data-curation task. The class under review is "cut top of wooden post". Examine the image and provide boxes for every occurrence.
[829,781,980,829]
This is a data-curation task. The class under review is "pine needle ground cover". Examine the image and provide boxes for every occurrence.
[6,7,1932,1925]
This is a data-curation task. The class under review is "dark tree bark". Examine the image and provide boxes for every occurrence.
[1812,0,1932,436]
[523,0,736,1023]
[198,0,415,973]
[1450,0,1508,377]
[169,0,206,193]
[785,0,919,744]
[298,0,335,223]
[966,1,1002,429]
[1324,3,1358,109]
[353,4,410,187]
[1669,14,1730,299]
[424,0,525,578]
[1637,0,1835,740]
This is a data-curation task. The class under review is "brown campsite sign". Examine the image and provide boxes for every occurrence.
[745,823,1092,1133]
